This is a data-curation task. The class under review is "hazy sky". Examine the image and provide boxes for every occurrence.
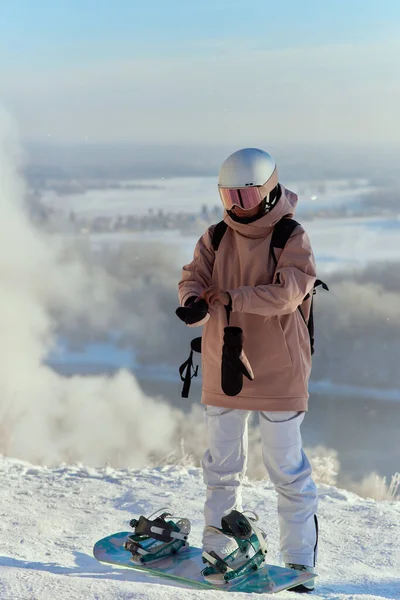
[1,0,399,145]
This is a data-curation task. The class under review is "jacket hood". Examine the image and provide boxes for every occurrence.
[224,185,298,238]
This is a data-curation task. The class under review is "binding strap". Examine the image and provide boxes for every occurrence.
[221,510,252,539]
[130,514,188,543]
[202,550,233,574]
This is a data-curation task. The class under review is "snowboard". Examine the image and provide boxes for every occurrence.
[93,531,316,594]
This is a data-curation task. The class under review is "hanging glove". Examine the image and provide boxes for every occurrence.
[175,297,210,327]
[221,326,254,396]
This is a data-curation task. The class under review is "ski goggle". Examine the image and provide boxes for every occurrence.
[218,170,279,211]
[218,186,266,211]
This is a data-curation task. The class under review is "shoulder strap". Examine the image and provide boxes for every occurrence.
[179,337,202,398]
[270,218,300,266]
[269,218,328,357]
[179,221,226,399]
[211,220,228,252]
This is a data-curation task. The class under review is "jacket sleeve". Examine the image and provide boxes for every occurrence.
[178,227,215,306]
[228,226,316,317]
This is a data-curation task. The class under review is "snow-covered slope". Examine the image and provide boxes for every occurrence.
[2,457,399,600]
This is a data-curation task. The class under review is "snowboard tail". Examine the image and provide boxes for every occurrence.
[93,531,316,594]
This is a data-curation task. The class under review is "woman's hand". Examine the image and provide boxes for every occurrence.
[200,287,230,306]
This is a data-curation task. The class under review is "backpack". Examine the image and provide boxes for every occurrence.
[179,218,328,397]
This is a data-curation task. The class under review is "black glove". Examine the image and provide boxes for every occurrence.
[176,297,210,327]
[221,326,254,396]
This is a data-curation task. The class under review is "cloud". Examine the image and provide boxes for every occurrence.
[1,40,399,144]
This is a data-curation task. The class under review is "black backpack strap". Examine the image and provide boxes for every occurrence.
[270,218,314,351]
[308,303,316,356]
[211,220,228,252]
[315,279,329,292]
[270,218,300,267]
[179,337,202,398]
[307,280,329,355]
[178,222,226,399]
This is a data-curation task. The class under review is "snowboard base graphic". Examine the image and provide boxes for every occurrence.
[93,531,316,594]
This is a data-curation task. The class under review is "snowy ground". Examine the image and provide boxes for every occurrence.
[70,213,400,274]
[2,457,399,600]
[40,177,373,218]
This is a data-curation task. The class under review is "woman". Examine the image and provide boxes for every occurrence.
[177,148,318,592]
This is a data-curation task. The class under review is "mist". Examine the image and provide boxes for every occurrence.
[47,233,400,393]
[0,109,192,468]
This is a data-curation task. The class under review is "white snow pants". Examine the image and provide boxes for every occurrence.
[202,406,318,567]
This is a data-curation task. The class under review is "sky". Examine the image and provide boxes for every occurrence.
[0,0,399,145]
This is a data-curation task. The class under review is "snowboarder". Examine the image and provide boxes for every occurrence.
[177,148,318,592]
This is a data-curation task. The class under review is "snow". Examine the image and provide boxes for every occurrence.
[68,213,400,274]
[41,177,221,217]
[40,177,373,219]
[2,457,399,599]
[305,216,400,272]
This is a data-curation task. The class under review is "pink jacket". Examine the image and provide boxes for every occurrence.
[178,186,316,411]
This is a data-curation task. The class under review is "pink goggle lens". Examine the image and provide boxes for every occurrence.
[218,186,263,211]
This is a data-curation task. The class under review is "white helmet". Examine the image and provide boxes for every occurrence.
[218,148,279,213]
[218,148,278,189]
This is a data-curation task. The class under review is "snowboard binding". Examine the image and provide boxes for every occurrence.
[201,510,268,585]
[124,508,191,565]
